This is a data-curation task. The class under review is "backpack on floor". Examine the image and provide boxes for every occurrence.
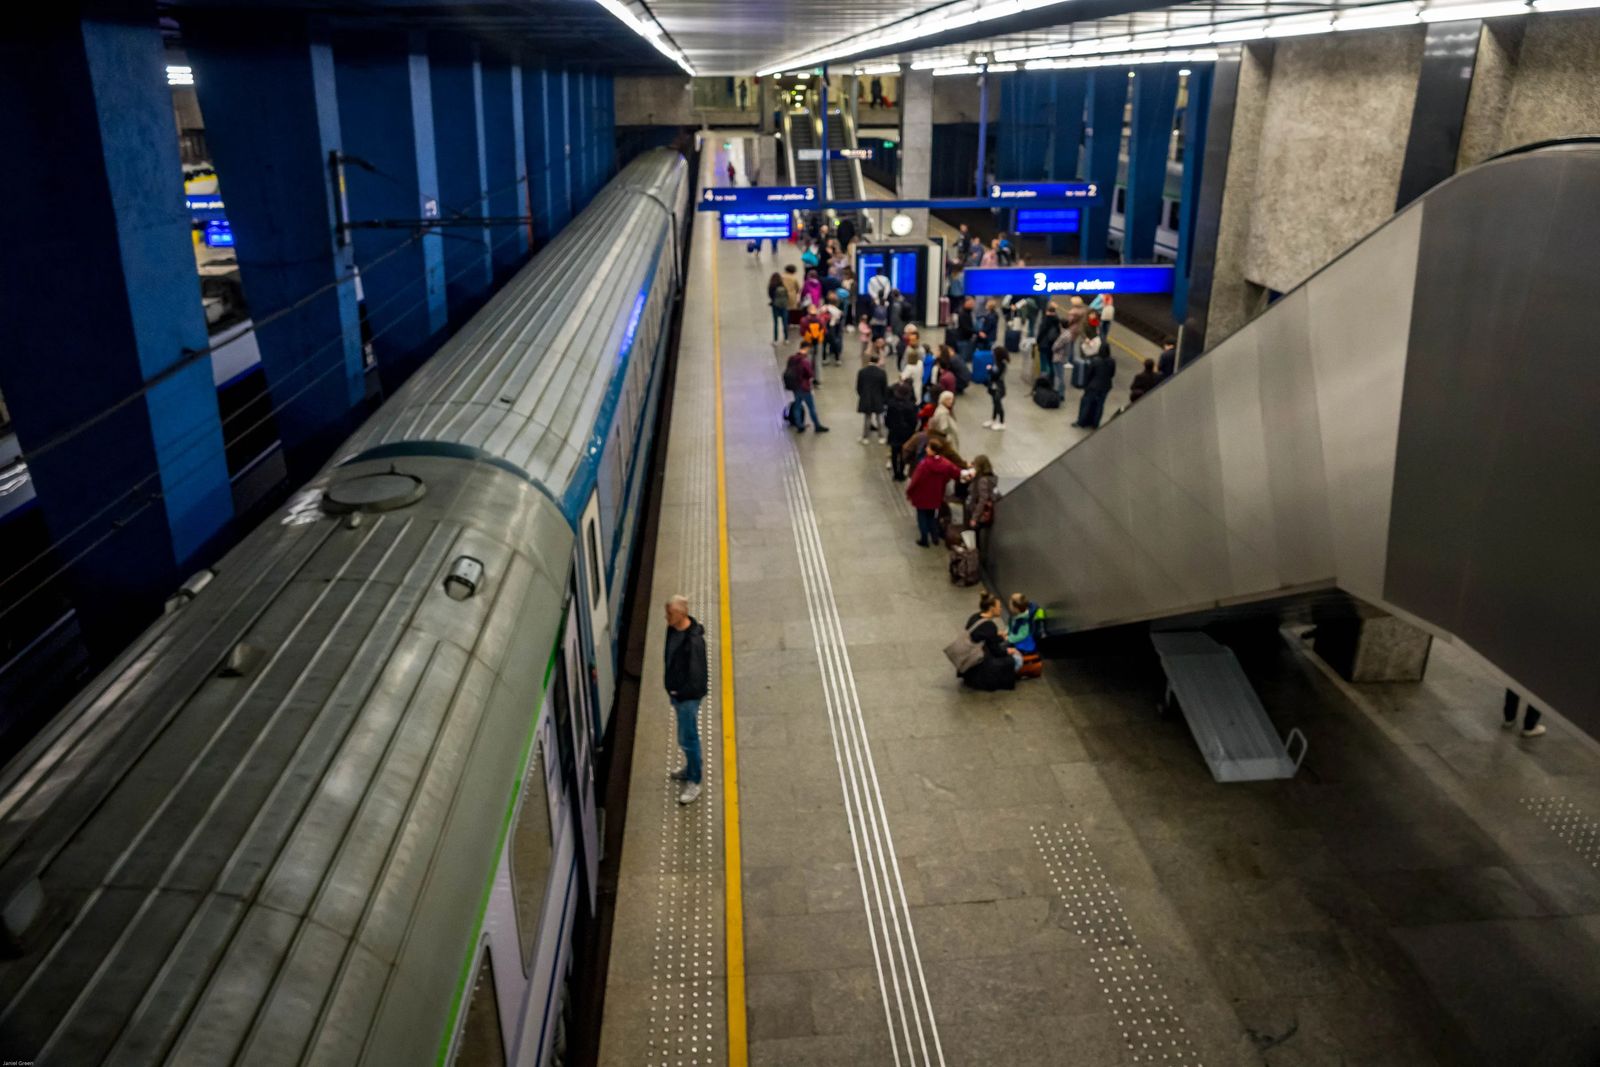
[1032,377,1062,409]
[948,544,981,586]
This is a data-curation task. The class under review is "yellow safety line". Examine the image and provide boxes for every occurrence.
[710,226,749,1066]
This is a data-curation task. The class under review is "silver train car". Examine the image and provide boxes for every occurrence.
[0,147,691,1066]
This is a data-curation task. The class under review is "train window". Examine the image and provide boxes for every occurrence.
[585,517,603,610]
[1114,187,1126,213]
[456,948,506,1067]
[513,740,554,973]
[1167,201,1181,230]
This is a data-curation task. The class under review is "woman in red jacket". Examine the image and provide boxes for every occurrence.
[906,446,962,547]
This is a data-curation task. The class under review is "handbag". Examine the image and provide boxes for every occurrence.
[942,618,988,674]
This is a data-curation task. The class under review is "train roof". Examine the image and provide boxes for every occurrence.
[338,148,688,526]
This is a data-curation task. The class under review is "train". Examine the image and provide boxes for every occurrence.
[0,147,691,1066]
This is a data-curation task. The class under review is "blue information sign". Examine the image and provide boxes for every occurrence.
[988,182,1099,201]
[962,265,1173,297]
[202,219,235,248]
[698,185,815,210]
[186,193,226,221]
[1014,208,1081,235]
[721,212,791,240]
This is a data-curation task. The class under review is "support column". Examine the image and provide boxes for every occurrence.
[1081,69,1127,263]
[1313,616,1433,682]
[187,13,366,479]
[1172,65,1214,328]
[897,65,933,239]
[1,12,233,647]
[554,68,573,227]
[998,70,1052,180]
[1124,65,1181,264]
[428,40,493,320]
[336,32,447,388]
[524,65,556,241]
[481,57,525,275]
[1046,69,1089,255]
[599,72,615,182]
[1396,20,1483,209]
[1183,42,1273,360]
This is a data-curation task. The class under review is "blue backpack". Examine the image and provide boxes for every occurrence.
[971,348,995,384]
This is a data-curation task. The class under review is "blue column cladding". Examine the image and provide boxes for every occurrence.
[429,40,493,320]
[1081,68,1127,263]
[481,58,523,276]
[1173,65,1214,325]
[509,63,531,258]
[997,70,1052,181]
[1124,64,1181,264]
[556,67,574,225]
[0,12,232,644]
[335,31,447,388]
[1047,69,1089,256]
[523,65,556,242]
[187,13,365,478]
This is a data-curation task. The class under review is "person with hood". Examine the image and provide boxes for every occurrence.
[1073,328,1114,429]
[1129,358,1161,403]
[906,443,963,547]
[1035,303,1062,375]
[767,272,790,342]
[929,390,960,453]
[663,595,708,804]
[982,346,1009,430]
[856,351,889,443]
[884,379,920,481]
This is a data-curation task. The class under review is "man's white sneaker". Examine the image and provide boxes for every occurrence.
[859,437,869,444]
[678,782,703,804]
[885,459,893,469]
[994,422,1006,431]
[981,419,994,429]
[1522,724,1547,738]
[877,436,886,444]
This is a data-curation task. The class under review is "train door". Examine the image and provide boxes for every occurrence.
[576,495,614,736]
[557,593,600,911]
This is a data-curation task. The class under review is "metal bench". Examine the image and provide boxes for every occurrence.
[1150,631,1308,783]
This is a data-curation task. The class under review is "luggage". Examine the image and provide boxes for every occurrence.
[1005,328,1022,352]
[939,296,950,326]
[1070,358,1088,390]
[1032,380,1062,409]
[948,544,981,586]
[942,619,987,672]
[971,348,994,385]
[746,240,758,253]
[951,355,972,393]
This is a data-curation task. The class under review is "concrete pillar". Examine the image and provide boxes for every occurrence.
[524,65,557,241]
[1081,69,1127,263]
[1396,20,1484,209]
[1455,21,1524,169]
[1314,615,1433,682]
[1172,65,1214,328]
[755,133,778,187]
[335,32,448,389]
[1124,66,1180,263]
[187,13,366,480]
[428,41,493,319]
[0,11,233,647]
[1199,43,1273,348]
[481,58,526,274]
[898,66,934,239]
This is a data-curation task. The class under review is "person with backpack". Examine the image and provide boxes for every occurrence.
[783,344,829,433]
[1035,303,1062,376]
[906,442,962,548]
[953,592,1021,691]
[884,380,919,481]
[799,305,828,356]
[1073,328,1114,430]
[868,297,890,343]
[767,272,790,342]
[821,293,845,365]
[856,351,889,444]
[982,346,1009,431]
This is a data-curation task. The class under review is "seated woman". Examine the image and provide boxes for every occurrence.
[960,592,1021,692]
[1005,593,1045,679]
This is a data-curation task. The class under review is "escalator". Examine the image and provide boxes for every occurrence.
[986,140,1600,738]
[787,110,820,192]
[825,110,862,202]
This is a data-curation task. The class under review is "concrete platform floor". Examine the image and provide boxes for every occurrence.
[597,141,1600,1067]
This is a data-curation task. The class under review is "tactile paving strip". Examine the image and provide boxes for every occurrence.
[1034,824,1201,1067]
[645,278,723,1067]
[1520,796,1600,870]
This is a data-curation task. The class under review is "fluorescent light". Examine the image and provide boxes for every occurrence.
[1179,68,1192,75]
[1266,14,1335,35]
[1209,20,1270,41]
[1420,0,1528,18]
[166,65,193,86]
[932,62,1018,76]
[1531,0,1600,9]
[858,64,901,75]
[795,72,810,79]
[591,0,695,74]
[1335,3,1422,28]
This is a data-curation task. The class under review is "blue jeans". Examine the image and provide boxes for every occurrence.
[916,508,942,546]
[772,306,787,341]
[1050,361,1065,394]
[673,697,703,783]
[790,390,823,428]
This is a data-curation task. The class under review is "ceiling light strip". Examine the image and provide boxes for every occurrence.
[591,0,696,74]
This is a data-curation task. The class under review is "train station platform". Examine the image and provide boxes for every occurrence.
[597,142,1600,1067]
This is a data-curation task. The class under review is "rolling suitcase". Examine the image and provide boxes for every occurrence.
[1005,327,1022,352]
[970,348,994,385]
[1070,358,1088,390]
[939,296,951,326]
[948,544,981,586]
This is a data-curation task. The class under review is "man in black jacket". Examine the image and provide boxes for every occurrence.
[1034,304,1062,376]
[663,595,708,803]
[1074,345,1116,429]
